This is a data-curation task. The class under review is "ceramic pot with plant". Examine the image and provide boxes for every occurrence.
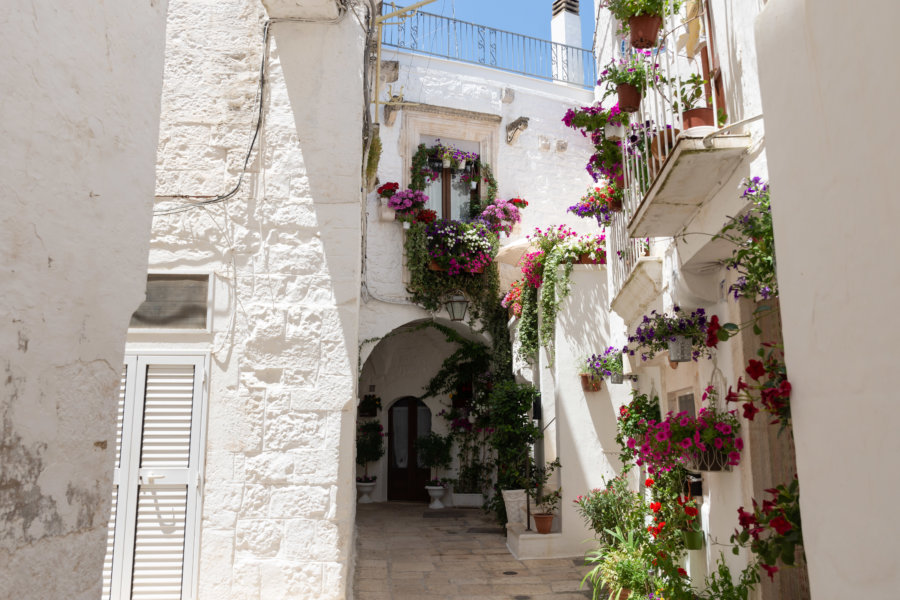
[417,431,453,509]
[598,53,662,113]
[602,0,683,49]
[527,459,561,534]
[356,420,385,503]
[585,347,624,384]
[624,306,714,363]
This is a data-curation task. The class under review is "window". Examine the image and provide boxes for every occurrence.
[130,274,210,330]
[668,389,697,417]
[420,135,481,221]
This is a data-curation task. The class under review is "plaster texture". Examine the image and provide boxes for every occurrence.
[135,0,366,597]
[0,1,168,598]
[756,1,900,597]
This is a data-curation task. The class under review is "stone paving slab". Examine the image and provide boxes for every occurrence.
[353,502,595,599]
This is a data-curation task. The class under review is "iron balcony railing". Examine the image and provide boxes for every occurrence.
[381,4,597,89]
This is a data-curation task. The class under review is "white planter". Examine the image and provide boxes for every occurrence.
[458,159,466,170]
[610,372,625,384]
[604,122,626,141]
[470,179,478,190]
[425,485,446,509]
[442,158,451,169]
[402,220,410,230]
[356,481,376,504]
[501,489,527,527]
[668,335,693,362]
[452,492,486,508]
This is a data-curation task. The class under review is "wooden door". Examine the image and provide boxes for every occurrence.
[387,397,431,501]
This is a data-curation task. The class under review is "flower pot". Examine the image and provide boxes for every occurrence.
[442,158,452,169]
[617,83,642,113]
[682,107,715,129]
[682,529,704,550]
[425,485,446,509]
[575,253,597,264]
[428,260,446,271]
[608,588,632,600]
[667,335,692,362]
[608,197,623,212]
[356,480,376,504]
[604,122,626,141]
[580,373,602,392]
[668,359,679,370]
[629,14,662,49]
[533,513,554,534]
[458,159,467,171]
[471,179,478,190]
[402,221,410,230]
[502,489,527,527]
[686,448,730,472]
[609,372,625,384]
[650,128,682,163]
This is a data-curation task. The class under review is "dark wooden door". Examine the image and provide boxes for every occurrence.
[387,397,431,501]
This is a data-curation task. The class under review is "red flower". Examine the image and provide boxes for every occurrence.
[650,502,661,513]
[684,506,699,517]
[677,568,687,577]
[769,515,793,535]
[742,402,760,420]
[725,385,739,403]
[645,477,655,487]
[746,359,766,380]
[705,315,721,347]
[737,507,757,529]
[761,564,779,579]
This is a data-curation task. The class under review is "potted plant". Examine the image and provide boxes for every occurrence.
[387,188,429,227]
[582,528,652,599]
[667,495,704,549]
[417,431,453,509]
[501,280,524,319]
[376,181,399,200]
[355,420,385,503]
[601,0,683,49]
[670,72,715,129]
[574,476,647,546]
[586,347,625,384]
[358,393,381,418]
[527,458,561,534]
[424,219,499,275]
[479,198,522,237]
[579,363,603,392]
[625,306,713,363]
[568,185,623,229]
[598,52,661,113]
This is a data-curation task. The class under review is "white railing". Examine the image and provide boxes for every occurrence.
[607,210,645,300]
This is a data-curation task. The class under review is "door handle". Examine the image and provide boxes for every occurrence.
[141,471,166,484]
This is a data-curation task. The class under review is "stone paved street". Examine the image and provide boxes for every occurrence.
[353,502,596,600]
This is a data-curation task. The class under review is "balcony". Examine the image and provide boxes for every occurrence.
[607,210,663,327]
[381,3,597,89]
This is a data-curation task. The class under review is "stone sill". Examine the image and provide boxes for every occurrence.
[506,522,576,560]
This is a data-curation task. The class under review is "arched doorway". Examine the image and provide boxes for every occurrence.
[387,397,431,501]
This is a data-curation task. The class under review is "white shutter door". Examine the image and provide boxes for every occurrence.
[105,355,205,600]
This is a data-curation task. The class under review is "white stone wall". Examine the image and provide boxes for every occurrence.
[756,1,900,596]
[0,1,168,598]
[134,0,366,598]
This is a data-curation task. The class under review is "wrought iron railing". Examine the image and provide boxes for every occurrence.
[381,4,597,89]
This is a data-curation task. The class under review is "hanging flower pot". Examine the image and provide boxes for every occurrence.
[667,335,692,362]
[682,529,704,550]
[668,359,679,370]
[609,372,625,384]
[532,513,554,534]
[629,14,662,49]
[442,158,452,169]
[686,448,730,472]
[608,197,624,212]
[458,159,467,171]
[682,107,715,130]
[470,179,478,190]
[617,83,642,113]
[580,373,602,392]
[604,122,626,141]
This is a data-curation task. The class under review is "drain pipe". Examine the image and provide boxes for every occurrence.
[702,113,764,148]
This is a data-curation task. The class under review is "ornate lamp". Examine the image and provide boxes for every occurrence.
[444,290,469,321]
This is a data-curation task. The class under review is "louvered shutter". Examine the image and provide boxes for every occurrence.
[104,355,205,600]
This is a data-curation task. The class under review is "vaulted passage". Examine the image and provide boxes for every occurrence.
[353,503,594,599]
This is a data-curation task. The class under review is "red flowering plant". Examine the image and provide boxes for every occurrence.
[376,181,399,199]
[508,197,528,209]
[633,387,744,474]
[615,390,661,465]
[568,185,623,227]
[726,343,792,428]
[414,208,438,225]
[731,479,803,580]
[501,280,524,317]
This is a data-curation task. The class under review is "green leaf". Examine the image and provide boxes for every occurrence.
[723,322,740,332]
[753,324,762,335]
[717,329,731,341]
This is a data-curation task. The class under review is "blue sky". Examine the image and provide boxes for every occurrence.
[394,0,596,50]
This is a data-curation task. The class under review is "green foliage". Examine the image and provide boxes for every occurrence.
[517,284,539,360]
[574,475,647,547]
[615,390,661,464]
[356,420,385,477]
[698,555,761,600]
[422,326,491,399]
[527,458,562,513]
[582,528,653,599]
[417,431,453,479]
[366,131,381,190]
[601,0,682,21]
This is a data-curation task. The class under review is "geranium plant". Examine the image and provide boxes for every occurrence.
[716,177,777,300]
[625,306,713,361]
[388,188,428,218]
[376,181,399,199]
[732,479,803,580]
[616,390,661,464]
[479,198,522,236]
[425,219,498,275]
[726,343,792,427]
[501,280,524,317]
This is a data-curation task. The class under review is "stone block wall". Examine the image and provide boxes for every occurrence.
[141,0,366,598]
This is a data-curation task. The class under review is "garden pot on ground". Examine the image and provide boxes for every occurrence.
[356,480,376,504]
[682,106,715,129]
[425,485,447,509]
[532,513,554,534]
[580,373,603,392]
[629,13,662,48]
[609,588,632,600]
[683,529,704,550]
[667,335,692,362]
[617,83,642,113]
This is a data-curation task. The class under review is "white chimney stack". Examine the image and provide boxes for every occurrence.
[551,0,583,84]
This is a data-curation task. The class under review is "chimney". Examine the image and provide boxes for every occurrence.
[551,0,583,84]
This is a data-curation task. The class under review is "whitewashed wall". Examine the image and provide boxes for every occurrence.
[757,1,900,597]
[0,1,168,598]
[134,0,366,598]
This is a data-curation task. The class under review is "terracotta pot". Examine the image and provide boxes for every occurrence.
[608,198,624,212]
[428,260,446,272]
[650,128,681,163]
[614,588,632,600]
[533,513,554,534]
[575,253,596,264]
[683,107,715,129]
[616,83,642,113]
[668,359,679,370]
[629,13,662,48]
[580,373,602,392]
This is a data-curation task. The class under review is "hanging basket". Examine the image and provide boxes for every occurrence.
[580,373,603,392]
[442,158,452,169]
[629,14,662,49]
[617,83,642,113]
[667,335,692,362]
[682,529,704,550]
[686,448,730,472]
[609,372,625,385]
[458,159,467,171]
